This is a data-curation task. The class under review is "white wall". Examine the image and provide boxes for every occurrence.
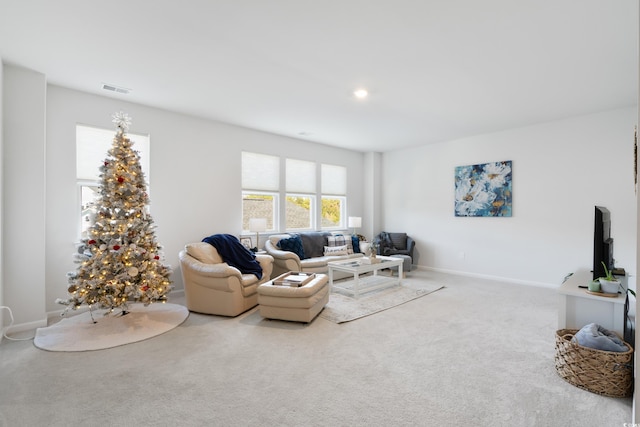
[382,107,638,286]
[2,66,637,326]
[2,65,47,327]
[44,85,365,318]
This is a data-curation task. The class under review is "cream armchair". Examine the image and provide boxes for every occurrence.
[179,242,274,316]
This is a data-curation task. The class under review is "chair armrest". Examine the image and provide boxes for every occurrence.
[256,253,274,264]
[264,240,302,276]
[406,237,415,258]
[179,251,242,278]
[265,240,301,262]
[255,254,274,281]
[188,261,242,278]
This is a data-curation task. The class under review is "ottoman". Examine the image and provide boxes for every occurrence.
[389,254,412,277]
[257,274,329,323]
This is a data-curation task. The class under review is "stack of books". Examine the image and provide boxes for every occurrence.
[273,272,316,287]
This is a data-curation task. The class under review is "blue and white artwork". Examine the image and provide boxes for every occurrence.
[454,160,512,217]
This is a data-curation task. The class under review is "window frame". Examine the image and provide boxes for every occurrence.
[320,195,347,231]
[284,193,316,231]
[241,151,349,233]
[241,190,279,233]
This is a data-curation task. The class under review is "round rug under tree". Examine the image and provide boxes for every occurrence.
[34,303,189,352]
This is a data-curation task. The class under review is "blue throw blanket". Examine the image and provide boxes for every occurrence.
[572,323,628,352]
[202,234,263,280]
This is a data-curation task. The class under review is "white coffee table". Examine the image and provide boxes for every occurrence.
[328,256,403,298]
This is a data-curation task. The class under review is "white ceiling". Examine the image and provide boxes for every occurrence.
[0,0,637,152]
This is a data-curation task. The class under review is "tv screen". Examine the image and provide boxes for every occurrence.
[593,206,613,280]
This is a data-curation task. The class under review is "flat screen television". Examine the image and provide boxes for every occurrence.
[593,206,613,280]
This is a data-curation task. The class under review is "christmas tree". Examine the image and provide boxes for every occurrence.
[58,112,172,315]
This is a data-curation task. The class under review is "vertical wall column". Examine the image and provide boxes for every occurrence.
[2,64,47,330]
[363,152,382,239]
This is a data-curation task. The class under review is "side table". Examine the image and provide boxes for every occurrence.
[557,268,627,337]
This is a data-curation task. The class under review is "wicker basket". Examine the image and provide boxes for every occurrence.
[555,329,634,397]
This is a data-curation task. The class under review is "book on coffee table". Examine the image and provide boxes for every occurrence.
[273,272,316,287]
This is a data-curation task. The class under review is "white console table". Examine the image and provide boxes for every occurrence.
[558,268,627,337]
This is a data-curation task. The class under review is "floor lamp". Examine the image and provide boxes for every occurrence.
[249,218,267,251]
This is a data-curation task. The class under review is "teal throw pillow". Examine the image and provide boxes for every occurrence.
[351,235,361,253]
[278,235,306,260]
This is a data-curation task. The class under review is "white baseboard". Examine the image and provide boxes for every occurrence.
[170,289,184,298]
[419,265,557,289]
[4,317,47,336]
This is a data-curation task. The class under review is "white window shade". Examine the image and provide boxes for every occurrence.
[286,159,316,193]
[242,152,279,191]
[321,164,347,195]
[76,125,150,181]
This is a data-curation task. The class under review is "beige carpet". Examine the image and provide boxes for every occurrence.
[33,303,189,352]
[321,283,445,323]
[0,270,633,426]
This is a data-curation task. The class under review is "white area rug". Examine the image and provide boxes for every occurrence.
[34,303,189,352]
[320,283,444,323]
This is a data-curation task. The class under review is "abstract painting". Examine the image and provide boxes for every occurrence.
[454,160,512,217]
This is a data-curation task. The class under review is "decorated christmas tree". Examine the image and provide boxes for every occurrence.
[58,112,172,315]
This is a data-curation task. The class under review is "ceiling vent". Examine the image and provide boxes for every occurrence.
[102,83,131,94]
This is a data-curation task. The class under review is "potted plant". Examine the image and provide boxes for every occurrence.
[599,261,622,294]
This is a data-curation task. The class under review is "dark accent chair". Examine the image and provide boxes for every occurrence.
[374,232,415,261]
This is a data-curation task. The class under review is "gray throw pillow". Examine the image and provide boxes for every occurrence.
[389,233,407,250]
[299,232,330,258]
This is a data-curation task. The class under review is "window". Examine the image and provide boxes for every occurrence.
[76,124,150,238]
[286,159,315,230]
[321,164,347,229]
[242,152,279,232]
[242,192,277,231]
[241,152,348,232]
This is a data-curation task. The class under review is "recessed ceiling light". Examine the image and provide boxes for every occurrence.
[353,88,368,99]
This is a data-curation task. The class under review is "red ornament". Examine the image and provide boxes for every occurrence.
[113,245,121,251]
[141,285,149,291]
[154,255,160,260]
[88,239,96,245]
[104,161,109,166]
[117,176,125,183]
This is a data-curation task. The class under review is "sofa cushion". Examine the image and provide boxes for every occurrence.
[389,233,408,250]
[328,234,354,254]
[278,235,306,260]
[185,242,223,264]
[324,245,349,256]
[299,232,330,259]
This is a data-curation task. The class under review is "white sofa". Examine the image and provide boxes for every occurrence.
[264,232,364,278]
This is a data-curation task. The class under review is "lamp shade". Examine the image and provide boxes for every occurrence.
[347,216,362,228]
[249,218,267,233]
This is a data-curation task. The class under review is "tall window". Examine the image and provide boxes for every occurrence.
[242,152,279,231]
[241,151,348,232]
[321,164,347,229]
[76,124,150,238]
[286,159,315,230]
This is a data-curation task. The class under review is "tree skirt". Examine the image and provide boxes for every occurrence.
[34,303,189,352]
[320,284,444,323]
